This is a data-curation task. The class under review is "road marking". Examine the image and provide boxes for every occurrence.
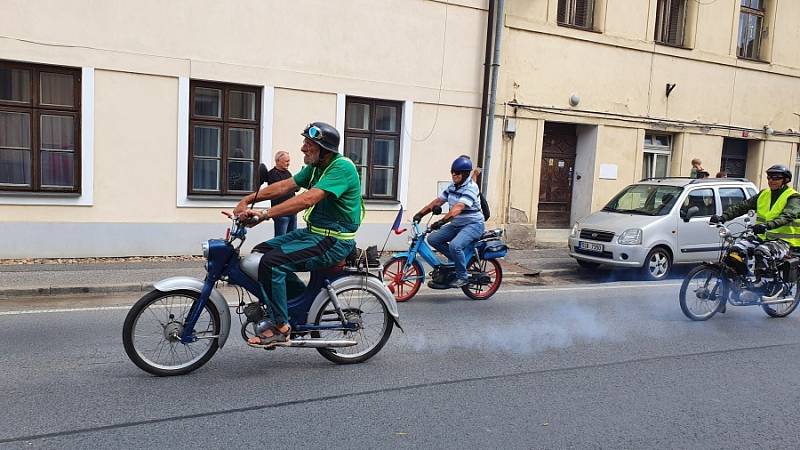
[0,281,683,316]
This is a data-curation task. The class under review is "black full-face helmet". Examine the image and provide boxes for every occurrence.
[766,164,792,182]
[301,122,340,154]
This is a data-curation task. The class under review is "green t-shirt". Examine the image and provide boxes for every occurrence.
[292,154,363,233]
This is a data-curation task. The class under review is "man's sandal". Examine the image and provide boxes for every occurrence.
[247,325,291,349]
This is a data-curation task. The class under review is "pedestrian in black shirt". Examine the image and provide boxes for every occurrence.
[267,150,297,236]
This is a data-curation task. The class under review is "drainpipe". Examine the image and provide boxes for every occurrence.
[477,0,495,175]
[482,0,505,195]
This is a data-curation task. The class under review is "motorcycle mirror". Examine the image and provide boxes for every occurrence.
[432,205,443,216]
[682,206,700,222]
[747,209,755,218]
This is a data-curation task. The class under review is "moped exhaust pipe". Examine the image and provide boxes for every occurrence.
[760,287,794,304]
[275,339,357,348]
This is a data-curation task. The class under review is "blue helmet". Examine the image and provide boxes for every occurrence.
[451,156,473,172]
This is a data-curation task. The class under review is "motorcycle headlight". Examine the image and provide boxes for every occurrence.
[201,241,210,258]
[618,228,642,245]
[718,228,729,238]
[570,223,579,238]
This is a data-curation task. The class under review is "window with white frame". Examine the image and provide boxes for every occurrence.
[343,97,402,200]
[188,80,261,196]
[654,0,688,47]
[642,133,672,179]
[557,0,595,30]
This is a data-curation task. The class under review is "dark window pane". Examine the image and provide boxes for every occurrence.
[370,168,394,197]
[0,111,31,149]
[0,68,31,103]
[40,115,75,151]
[373,138,397,166]
[229,91,256,120]
[194,88,222,118]
[346,103,369,130]
[720,188,745,211]
[192,159,219,191]
[0,148,31,186]
[40,72,75,107]
[345,137,368,165]
[228,160,253,191]
[228,128,254,159]
[40,150,74,187]
[375,105,398,133]
[193,126,221,157]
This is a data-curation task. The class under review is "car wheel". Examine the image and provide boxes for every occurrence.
[641,247,672,281]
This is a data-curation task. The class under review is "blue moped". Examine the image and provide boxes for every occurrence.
[122,164,400,376]
[383,207,508,302]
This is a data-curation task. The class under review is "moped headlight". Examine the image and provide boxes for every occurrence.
[618,229,642,245]
[201,241,210,258]
[718,228,729,238]
[570,223,579,238]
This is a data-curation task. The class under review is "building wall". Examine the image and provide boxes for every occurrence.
[496,0,800,245]
[0,0,489,257]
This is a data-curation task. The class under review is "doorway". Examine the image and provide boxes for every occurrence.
[537,123,577,228]
[721,138,748,178]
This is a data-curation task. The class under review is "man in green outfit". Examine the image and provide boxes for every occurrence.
[233,122,362,348]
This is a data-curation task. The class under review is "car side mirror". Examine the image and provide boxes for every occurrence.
[682,206,700,222]
[432,205,443,216]
[257,163,269,186]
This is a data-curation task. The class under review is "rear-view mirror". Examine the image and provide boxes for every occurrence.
[682,206,700,222]
[258,163,269,186]
[432,205,443,215]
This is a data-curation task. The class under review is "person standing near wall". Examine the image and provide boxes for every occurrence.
[267,150,297,236]
[690,158,706,179]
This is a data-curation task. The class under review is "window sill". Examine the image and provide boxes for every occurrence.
[364,199,401,211]
[655,41,692,51]
[737,55,770,64]
[0,191,90,206]
[557,22,601,34]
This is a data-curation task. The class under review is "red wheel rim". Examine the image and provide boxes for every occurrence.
[465,259,500,299]
[383,258,421,302]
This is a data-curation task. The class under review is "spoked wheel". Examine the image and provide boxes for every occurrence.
[462,258,503,300]
[762,281,800,318]
[382,256,423,302]
[313,286,394,364]
[123,289,221,376]
[679,266,726,321]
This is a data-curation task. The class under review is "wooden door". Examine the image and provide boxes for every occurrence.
[537,124,577,228]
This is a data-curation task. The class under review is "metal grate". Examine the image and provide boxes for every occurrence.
[579,229,615,242]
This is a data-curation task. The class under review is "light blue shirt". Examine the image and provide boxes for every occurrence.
[438,180,484,225]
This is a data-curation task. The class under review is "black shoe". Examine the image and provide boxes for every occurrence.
[449,277,469,288]
[427,280,450,290]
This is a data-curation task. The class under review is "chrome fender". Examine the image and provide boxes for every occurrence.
[153,276,231,348]
[307,275,401,329]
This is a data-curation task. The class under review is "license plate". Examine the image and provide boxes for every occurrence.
[579,241,603,252]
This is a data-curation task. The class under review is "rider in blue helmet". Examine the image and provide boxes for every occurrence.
[412,155,485,288]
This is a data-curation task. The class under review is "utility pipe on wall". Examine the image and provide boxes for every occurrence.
[482,0,504,196]
[476,0,495,173]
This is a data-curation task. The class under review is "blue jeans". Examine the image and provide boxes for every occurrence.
[273,214,297,237]
[427,220,485,280]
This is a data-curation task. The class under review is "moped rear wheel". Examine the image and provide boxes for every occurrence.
[122,289,221,376]
[762,281,800,318]
[679,266,726,321]
[462,258,502,300]
[383,256,423,302]
[313,286,393,364]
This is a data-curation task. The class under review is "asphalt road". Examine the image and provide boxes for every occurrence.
[2,281,800,449]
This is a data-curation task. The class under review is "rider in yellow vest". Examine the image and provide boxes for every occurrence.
[710,164,800,248]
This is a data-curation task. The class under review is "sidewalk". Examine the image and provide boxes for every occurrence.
[0,247,578,298]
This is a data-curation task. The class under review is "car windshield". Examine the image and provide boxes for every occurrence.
[603,184,684,216]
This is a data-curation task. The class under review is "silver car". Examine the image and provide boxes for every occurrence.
[568,178,759,281]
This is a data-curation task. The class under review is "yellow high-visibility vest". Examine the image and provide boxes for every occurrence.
[756,187,800,246]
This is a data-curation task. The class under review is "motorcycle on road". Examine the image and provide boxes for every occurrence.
[122,165,400,376]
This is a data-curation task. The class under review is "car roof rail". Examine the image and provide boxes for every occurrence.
[688,177,751,184]
[639,176,693,182]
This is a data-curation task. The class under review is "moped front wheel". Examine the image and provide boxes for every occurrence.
[679,265,726,321]
[122,289,221,376]
[383,256,423,302]
[313,286,393,364]
[462,258,502,300]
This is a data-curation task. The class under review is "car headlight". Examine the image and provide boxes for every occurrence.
[618,229,642,245]
[570,223,579,238]
[201,241,210,258]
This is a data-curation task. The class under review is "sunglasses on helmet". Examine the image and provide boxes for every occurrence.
[307,125,323,140]
[767,174,785,180]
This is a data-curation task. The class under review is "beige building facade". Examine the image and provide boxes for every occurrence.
[0,0,798,257]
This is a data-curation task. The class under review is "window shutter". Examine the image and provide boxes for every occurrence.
[557,0,566,24]
[666,0,686,45]
[574,0,593,29]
